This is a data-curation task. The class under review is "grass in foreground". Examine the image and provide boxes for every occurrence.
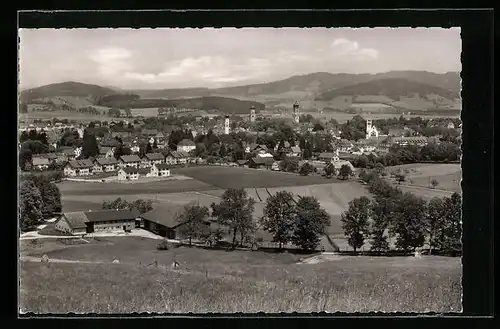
[19,237,462,314]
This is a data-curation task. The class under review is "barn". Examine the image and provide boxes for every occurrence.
[54,209,140,235]
[140,204,211,239]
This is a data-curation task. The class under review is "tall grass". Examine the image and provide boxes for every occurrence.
[19,259,461,314]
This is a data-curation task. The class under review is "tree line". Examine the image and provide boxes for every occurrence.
[341,170,461,255]
[351,142,461,169]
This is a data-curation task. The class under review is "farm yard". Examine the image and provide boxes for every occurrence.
[19,237,461,313]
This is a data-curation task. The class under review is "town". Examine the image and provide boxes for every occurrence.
[19,27,463,315]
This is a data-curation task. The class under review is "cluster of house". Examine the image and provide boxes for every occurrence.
[61,148,205,180]
[55,205,211,240]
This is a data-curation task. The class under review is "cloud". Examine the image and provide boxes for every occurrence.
[330,38,379,61]
[89,47,133,77]
[91,39,379,88]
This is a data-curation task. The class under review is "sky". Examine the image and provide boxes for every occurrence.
[18,28,461,90]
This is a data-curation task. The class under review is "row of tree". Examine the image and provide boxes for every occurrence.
[341,171,461,254]
[101,197,153,215]
[19,175,62,231]
[172,188,331,252]
[351,142,461,169]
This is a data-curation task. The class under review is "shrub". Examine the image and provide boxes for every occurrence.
[156,240,171,250]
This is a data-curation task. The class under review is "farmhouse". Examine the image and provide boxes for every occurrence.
[32,156,50,170]
[55,209,139,235]
[119,155,142,168]
[93,157,119,173]
[141,152,165,167]
[64,159,94,177]
[177,139,196,153]
[140,205,211,239]
[54,212,88,235]
[248,157,274,169]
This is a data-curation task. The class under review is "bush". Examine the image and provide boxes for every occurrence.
[156,240,171,250]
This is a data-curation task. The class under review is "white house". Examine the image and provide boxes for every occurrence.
[118,166,152,180]
[119,155,142,168]
[118,167,140,180]
[93,157,119,173]
[151,163,171,177]
[141,152,165,167]
[176,139,196,153]
[64,159,94,177]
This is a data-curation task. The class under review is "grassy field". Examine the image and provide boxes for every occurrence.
[172,166,338,189]
[57,178,214,196]
[19,237,462,313]
[386,163,462,194]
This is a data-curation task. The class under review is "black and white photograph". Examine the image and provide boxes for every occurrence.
[18,26,463,314]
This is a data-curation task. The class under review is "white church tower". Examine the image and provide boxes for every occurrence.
[224,115,230,135]
[250,106,256,122]
[293,101,300,124]
[365,118,379,139]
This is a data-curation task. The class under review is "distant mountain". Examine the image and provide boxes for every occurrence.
[315,78,460,102]
[20,71,461,112]
[20,81,118,103]
[126,71,459,98]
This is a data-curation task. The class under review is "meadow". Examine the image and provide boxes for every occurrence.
[19,237,462,314]
[386,163,462,194]
[171,166,338,189]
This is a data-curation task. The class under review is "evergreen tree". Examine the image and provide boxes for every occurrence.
[81,130,99,158]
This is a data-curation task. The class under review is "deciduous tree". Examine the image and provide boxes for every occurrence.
[341,197,371,252]
[390,193,428,252]
[292,196,330,251]
[19,179,44,231]
[260,191,297,250]
[177,202,210,246]
[211,188,256,249]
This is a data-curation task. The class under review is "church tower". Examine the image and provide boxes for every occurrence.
[250,106,256,122]
[293,101,300,124]
[365,118,379,139]
[224,115,230,135]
